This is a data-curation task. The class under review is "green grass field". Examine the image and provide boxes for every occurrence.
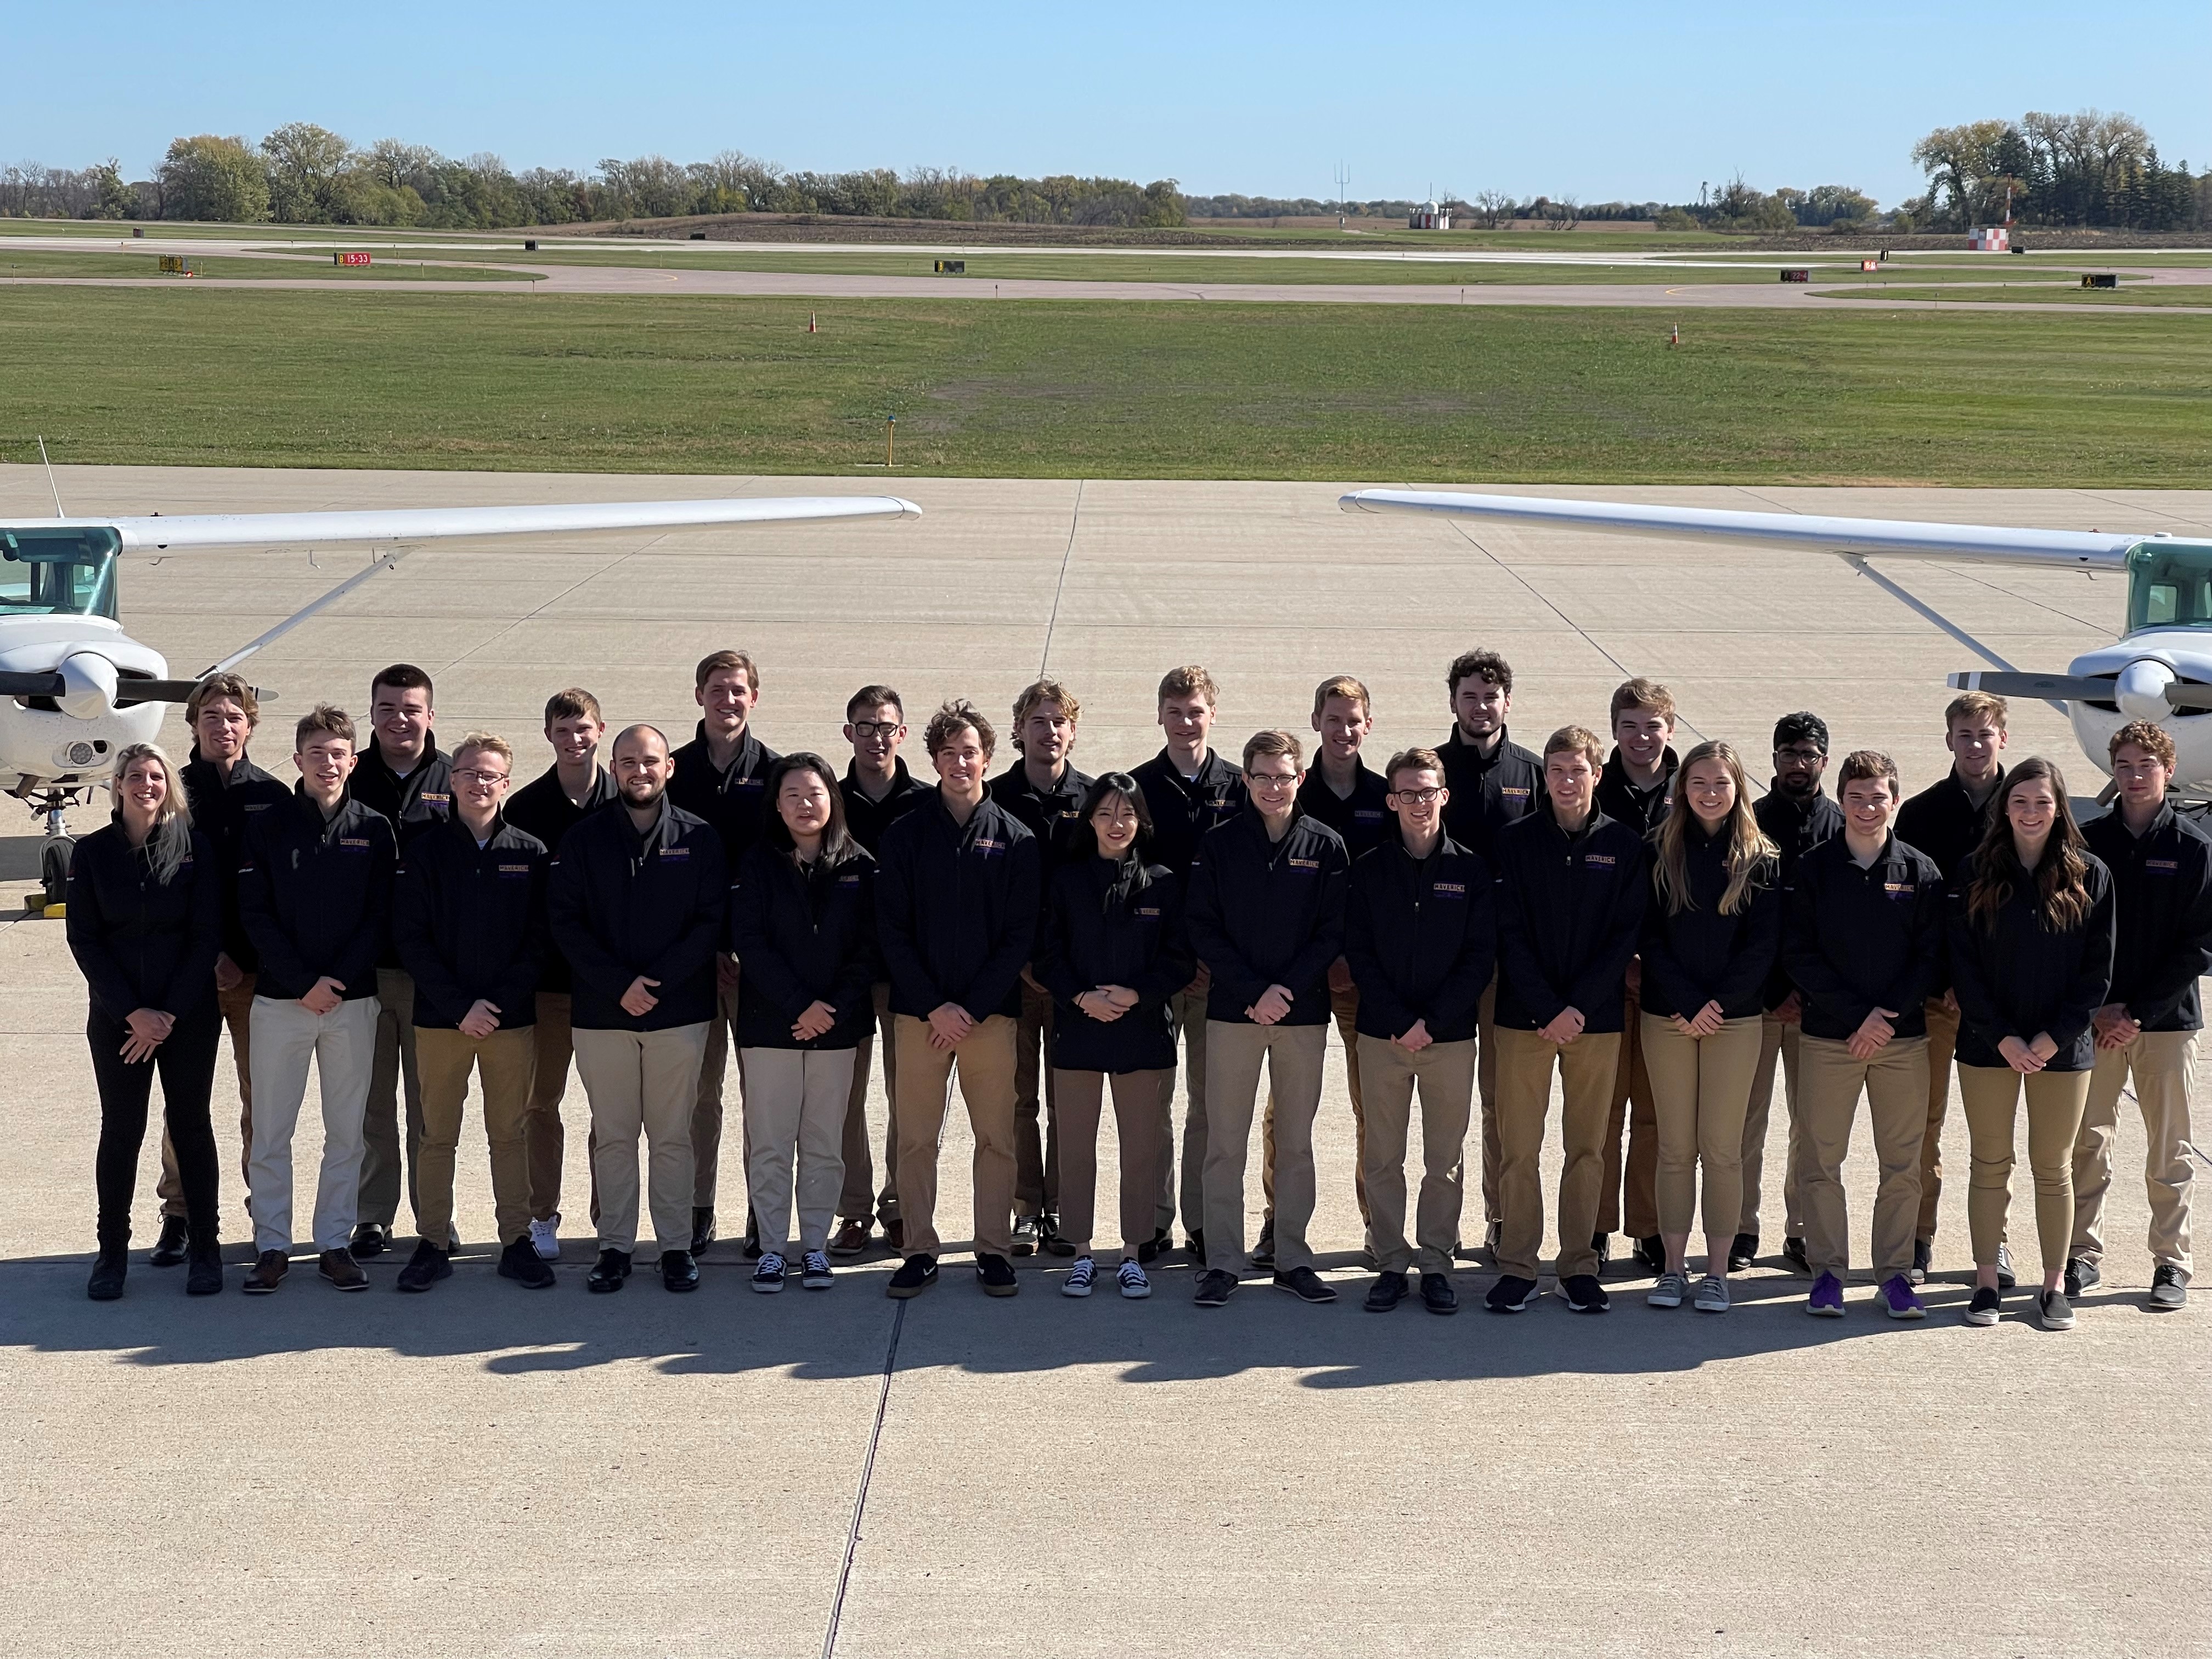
[0,249,534,281]
[1815,283,2212,307]
[1,286,2205,484]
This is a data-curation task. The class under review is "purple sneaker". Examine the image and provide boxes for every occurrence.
[1878,1273,1927,1320]
[1807,1271,1845,1318]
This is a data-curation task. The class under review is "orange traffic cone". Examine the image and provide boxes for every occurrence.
[808,313,818,334]
[1668,323,1680,348]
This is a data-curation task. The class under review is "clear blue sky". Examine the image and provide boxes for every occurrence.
[11,2,2209,207]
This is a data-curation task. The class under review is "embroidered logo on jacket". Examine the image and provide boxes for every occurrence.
[1432,882,1467,896]
[1288,856,1321,870]
[498,863,532,875]
[1500,786,1531,799]
[2146,859,2180,873]
[338,837,371,849]
[1883,881,1914,895]
[658,846,690,861]
[1583,853,1616,867]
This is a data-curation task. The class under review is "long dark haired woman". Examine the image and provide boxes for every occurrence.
[729,753,877,1293]
[1948,756,2114,1331]
[66,743,225,1299]
[1034,772,1193,1300]
[1638,741,1782,1313]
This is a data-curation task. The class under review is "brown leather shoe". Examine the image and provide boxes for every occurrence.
[318,1248,369,1291]
[884,1217,906,1252]
[829,1218,871,1257]
[243,1249,289,1294]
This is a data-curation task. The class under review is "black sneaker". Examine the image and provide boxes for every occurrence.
[587,1248,633,1293]
[348,1222,389,1260]
[1910,1238,1933,1285]
[1963,1285,2001,1327]
[1040,1214,1077,1257]
[184,1243,224,1296]
[150,1214,190,1267]
[1590,1232,1612,1269]
[661,1248,700,1292]
[2036,1287,2075,1330]
[396,1240,452,1293]
[1420,1273,1458,1316]
[1010,1215,1041,1258]
[1193,1268,1238,1307]
[1251,1219,1277,1270]
[1782,1236,1812,1276]
[498,1235,556,1289]
[1560,1273,1610,1313]
[1185,1228,1206,1265]
[86,1246,127,1301]
[2064,1256,2100,1298]
[2148,1264,2188,1311]
[1728,1232,1759,1273]
[976,1252,1019,1297]
[1273,1265,1337,1304]
[690,1207,717,1257]
[1486,1274,1539,1313]
[1633,1235,1666,1276]
[887,1253,939,1299]
[1364,1270,1408,1312]
[1995,1242,2017,1291]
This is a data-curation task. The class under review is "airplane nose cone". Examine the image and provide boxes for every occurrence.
[2115,658,2175,723]
[56,652,120,721]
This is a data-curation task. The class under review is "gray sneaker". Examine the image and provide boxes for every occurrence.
[1693,1274,1730,1313]
[1646,1271,1688,1308]
[2037,1288,2075,1331]
[2148,1264,2188,1311]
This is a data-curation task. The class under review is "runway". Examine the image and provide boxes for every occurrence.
[4,467,2208,1657]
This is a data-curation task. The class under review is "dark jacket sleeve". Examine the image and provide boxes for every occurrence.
[1342,867,1417,1040]
[1879,866,1947,1018]
[65,850,136,1021]
[1495,851,1570,1028]
[1281,836,1351,996]
[331,821,394,994]
[645,833,726,990]
[1709,869,1784,1012]
[1137,874,1197,1008]
[2129,851,2212,1026]
[1432,861,1497,1032]
[393,852,470,1024]
[493,859,549,1020]
[548,840,631,1003]
[958,831,1041,1015]
[236,819,311,996]
[2049,867,2117,1053]
[1184,845,1267,1012]
[729,853,811,1022]
[1033,869,1088,1005]
[830,862,879,1015]
[1567,849,1649,1017]
[873,830,944,1013]
[1782,864,1871,1032]
[1637,884,1697,1017]
[1946,893,2008,1052]
[167,832,225,1013]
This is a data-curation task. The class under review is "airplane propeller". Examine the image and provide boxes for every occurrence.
[0,670,247,704]
[1949,669,2212,713]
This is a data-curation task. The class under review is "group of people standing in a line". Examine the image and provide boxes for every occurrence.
[67,648,2200,1330]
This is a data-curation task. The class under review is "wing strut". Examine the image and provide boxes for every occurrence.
[205,546,415,678]
[1839,554,2068,716]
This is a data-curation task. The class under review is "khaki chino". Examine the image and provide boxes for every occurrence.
[742,1046,855,1256]
[692,977,745,1210]
[1492,1025,1622,1283]
[1640,1013,1763,1245]
[1154,977,1211,1237]
[1796,1034,1928,1283]
[159,973,257,1216]
[2072,1029,2196,1276]
[413,1024,538,1249]
[573,1022,710,1255]
[1601,982,1659,1239]
[1739,1012,1806,1240]
[360,966,425,1231]
[525,990,578,1223]
[838,983,902,1226]
[1958,1062,2091,1276]
[1357,1034,1474,1275]
[1917,994,1962,1242]
[1053,1067,1167,1257]
[892,1012,1020,1259]
[1202,1021,1326,1276]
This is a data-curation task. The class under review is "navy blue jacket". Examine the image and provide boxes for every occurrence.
[1437,726,1542,863]
[842,759,934,856]
[547,799,726,1032]
[2081,805,2212,1032]
[1754,783,1843,1011]
[668,723,779,871]
[875,793,1040,1021]
[727,841,879,1050]
[351,738,452,971]
[391,815,550,1031]
[1297,761,1393,861]
[66,821,222,1022]
[503,762,618,994]
[237,788,397,1003]
[1035,857,1193,1073]
[1492,802,1648,1034]
[1128,748,1246,878]
[1640,830,1783,1022]
[1343,835,1496,1043]
[990,761,1094,871]
[1184,808,1350,1027]
[1781,832,1947,1042]
[1595,747,1678,838]
[180,749,289,971]
[1947,852,2115,1071]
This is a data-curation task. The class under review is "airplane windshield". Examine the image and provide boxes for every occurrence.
[0,527,121,620]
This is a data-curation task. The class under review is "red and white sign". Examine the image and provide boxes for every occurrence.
[334,251,374,267]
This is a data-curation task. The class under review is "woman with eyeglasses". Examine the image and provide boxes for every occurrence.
[729,754,879,1294]
[1947,756,2114,1331]
[66,743,225,1300]
[1637,741,1782,1313]
[1034,773,1194,1299]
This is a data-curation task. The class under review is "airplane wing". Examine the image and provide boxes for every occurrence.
[59,494,922,552]
[1338,489,2140,569]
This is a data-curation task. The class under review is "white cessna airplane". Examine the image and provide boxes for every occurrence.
[2,492,921,895]
[1341,488,2212,794]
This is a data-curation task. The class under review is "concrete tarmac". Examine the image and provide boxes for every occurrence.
[3,468,2208,1656]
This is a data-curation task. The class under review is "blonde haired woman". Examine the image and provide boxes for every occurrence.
[65,744,225,1300]
[1638,741,1782,1312]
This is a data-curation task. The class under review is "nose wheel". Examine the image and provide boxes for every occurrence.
[16,789,76,913]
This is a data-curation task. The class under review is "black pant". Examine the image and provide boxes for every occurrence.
[89,1005,222,1248]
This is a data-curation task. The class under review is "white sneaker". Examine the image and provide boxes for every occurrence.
[1118,1259,1151,1300]
[1694,1275,1730,1313]
[528,1214,561,1261]
[1063,1256,1096,1298]
[1647,1271,1688,1308]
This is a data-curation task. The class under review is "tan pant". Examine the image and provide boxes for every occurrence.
[1475,975,1501,1228]
[1918,995,1960,1241]
[1641,1013,1763,1245]
[1013,975,1062,1218]
[526,991,575,1222]
[414,1024,538,1250]
[742,1046,855,1256]
[1053,1068,1167,1256]
[839,983,902,1223]
[1493,1025,1621,1282]
[160,974,256,1216]
[893,1012,1019,1259]
[1739,1013,1806,1239]
[1797,1034,1928,1283]
[1601,983,1659,1238]
[1203,1021,1327,1276]
[573,1023,709,1255]
[1960,1063,2091,1277]
[2073,1030,2196,1275]
[1357,1035,1474,1274]
[1155,978,1211,1237]
[1263,978,1367,1228]
[360,967,425,1230]
[692,977,744,1210]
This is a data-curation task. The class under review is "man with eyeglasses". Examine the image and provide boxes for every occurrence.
[1737,711,1843,1273]
[1186,730,1351,1308]
[391,733,553,1291]
[832,686,934,1257]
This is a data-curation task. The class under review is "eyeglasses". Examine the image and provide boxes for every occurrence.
[1390,786,1444,805]
[850,720,904,738]
[452,768,510,785]
[1774,748,1827,765]
[1246,771,1298,788]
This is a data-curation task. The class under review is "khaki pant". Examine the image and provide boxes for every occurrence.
[573,1023,709,1255]
[839,983,902,1224]
[414,1024,538,1250]
[246,994,379,1254]
[1477,974,1500,1227]
[1918,995,1961,1241]
[1013,976,1063,1218]
[1641,1013,1764,1245]
[1154,978,1211,1237]
[360,967,425,1231]
[1053,1068,1167,1256]
[526,991,575,1222]
[1493,1025,1621,1282]
[1960,1063,2092,1277]
[1263,978,1367,1233]
[1203,1021,1327,1276]
[1739,1013,1806,1239]
[1357,1034,1474,1274]
[1797,1034,1928,1283]
[2073,1030,2196,1276]
[693,977,744,1210]
[1601,983,1659,1238]
[742,1046,855,1256]
[160,973,256,1216]
[893,1012,1019,1259]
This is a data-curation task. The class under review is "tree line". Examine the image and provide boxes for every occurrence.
[1906,110,2204,232]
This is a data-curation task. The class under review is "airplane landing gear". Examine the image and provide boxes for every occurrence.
[15,787,77,913]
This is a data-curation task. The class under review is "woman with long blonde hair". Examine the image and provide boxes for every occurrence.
[65,743,225,1300]
[1639,740,1782,1312]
